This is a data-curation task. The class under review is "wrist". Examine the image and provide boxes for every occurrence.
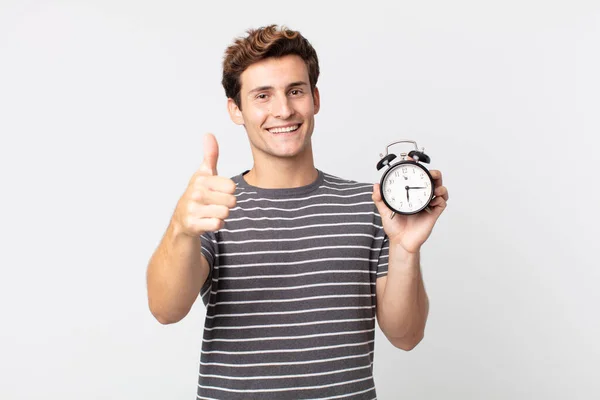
[170,219,201,241]
[389,239,421,257]
[389,241,421,272]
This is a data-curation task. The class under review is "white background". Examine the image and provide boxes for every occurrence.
[1,0,599,399]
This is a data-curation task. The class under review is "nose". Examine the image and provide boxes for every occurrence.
[271,93,294,119]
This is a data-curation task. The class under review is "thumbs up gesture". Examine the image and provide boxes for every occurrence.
[173,133,237,237]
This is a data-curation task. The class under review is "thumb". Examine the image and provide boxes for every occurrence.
[199,133,219,176]
[372,183,391,218]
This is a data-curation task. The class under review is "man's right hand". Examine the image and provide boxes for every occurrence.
[173,133,237,237]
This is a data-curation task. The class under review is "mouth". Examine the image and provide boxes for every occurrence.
[266,123,302,134]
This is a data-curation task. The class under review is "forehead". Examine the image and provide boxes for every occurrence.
[239,54,310,93]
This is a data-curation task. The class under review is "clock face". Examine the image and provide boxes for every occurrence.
[381,162,434,214]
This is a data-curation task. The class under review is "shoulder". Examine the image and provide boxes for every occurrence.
[321,171,373,190]
[320,170,382,217]
[318,171,376,205]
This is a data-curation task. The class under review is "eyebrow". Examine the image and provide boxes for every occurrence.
[247,81,309,95]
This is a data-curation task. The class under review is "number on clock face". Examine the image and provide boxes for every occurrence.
[382,163,433,213]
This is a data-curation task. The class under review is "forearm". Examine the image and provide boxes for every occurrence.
[146,221,209,324]
[379,242,429,344]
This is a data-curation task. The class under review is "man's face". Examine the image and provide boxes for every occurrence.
[227,54,320,161]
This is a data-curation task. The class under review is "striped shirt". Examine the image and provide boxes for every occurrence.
[197,169,390,399]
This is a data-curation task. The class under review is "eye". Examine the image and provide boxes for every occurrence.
[289,89,303,96]
[255,93,269,100]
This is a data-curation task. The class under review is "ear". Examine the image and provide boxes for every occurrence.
[227,98,245,125]
[312,86,321,115]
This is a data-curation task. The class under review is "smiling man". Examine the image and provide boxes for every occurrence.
[146,24,449,399]
[227,54,320,188]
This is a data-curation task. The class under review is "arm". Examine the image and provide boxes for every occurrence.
[372,168,448,350]
[376,245,429,350]
[146,221,210,325]
[146,133,235,325]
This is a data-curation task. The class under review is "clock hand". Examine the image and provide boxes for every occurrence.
[405,186,410,202]
[407,186,427,189]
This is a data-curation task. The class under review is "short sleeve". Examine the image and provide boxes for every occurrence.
[373,206,390,278]
[199,231,218,305]
[376,233,390,278]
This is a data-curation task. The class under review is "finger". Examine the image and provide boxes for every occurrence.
[372,184,393,218]
[188,217,224,233]
[429,170,443,186]
[195,175,236,194]
[192,189,237,209]
[434,185,449,201]
[429,196,447,211]
[199,133,219,176]
[372,183,382,202]
[190,204,230,220]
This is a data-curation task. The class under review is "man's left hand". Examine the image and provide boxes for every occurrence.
[372,169,449,254]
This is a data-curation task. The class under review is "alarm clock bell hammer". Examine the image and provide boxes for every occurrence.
[376,140,435,219]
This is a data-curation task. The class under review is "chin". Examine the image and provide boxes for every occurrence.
[269,149,304,159]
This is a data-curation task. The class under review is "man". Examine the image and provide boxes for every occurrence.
[146,24,449,399]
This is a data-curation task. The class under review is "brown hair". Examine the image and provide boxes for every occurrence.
[222,24,320,109]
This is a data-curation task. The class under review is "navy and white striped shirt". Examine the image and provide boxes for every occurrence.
[198,169,389,399]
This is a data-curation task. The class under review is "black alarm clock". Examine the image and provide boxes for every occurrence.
[376,140,435,217]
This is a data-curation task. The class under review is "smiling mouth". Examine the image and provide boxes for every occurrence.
[267,124,301,134]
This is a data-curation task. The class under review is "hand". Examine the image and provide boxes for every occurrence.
[172,133,237,237]
[373,169,449,254]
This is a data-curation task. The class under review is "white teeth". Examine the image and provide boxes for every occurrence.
[268,125,299,133]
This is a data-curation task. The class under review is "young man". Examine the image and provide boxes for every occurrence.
[146,25,449,399]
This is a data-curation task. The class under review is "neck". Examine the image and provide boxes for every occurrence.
[244,149,318,189]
